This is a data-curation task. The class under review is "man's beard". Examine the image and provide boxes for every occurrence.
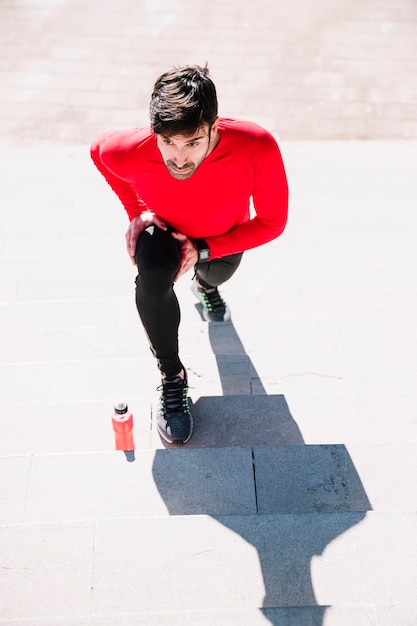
[165,160,196,180]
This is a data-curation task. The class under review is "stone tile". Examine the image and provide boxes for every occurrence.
[377,604,417,626]
[91,515,265,614]
[161,395,305,449]
[0,522,94,620]
[283,392,417,445]
[148,447,256,515]
[92,511,417,612]
[356,393,417,444]
[40,325,148,362]
[0,357,156,406]
[0,400,151,456]
[254,445,372,514]
[24,451,169,523]
[22,448,255,523]
[0,456,31,524]
[0,605,382,625]
[0,298,138,331]
[346,444,417,511]
[311,511,417,606]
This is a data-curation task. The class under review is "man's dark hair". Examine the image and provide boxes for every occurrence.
[149,64,218,136]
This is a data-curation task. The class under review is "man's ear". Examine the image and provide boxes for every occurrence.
[209,117,220,142]
[211,117,219,133]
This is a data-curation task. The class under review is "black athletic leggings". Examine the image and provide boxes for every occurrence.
[134,226,242,377]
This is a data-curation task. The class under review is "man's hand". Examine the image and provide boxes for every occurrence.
[171,232,198,281]
[125,211,167,265]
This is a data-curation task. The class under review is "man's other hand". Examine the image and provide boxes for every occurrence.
[171,232,198,281]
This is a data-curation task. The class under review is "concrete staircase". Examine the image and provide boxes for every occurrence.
[1,443,417,624]
[1,144,417,625]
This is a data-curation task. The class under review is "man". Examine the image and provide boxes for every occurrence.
[91,64,288,445]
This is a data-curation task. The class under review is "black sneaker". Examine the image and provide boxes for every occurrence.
[156,371,193,444]
[191,277,231,322]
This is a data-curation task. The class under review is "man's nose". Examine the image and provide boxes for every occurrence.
[173,149,188,167]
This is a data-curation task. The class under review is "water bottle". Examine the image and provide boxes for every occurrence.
[112,400,135,458]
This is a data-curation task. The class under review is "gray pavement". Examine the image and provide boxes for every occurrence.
[0,0,417,144]
[1,1,417,625]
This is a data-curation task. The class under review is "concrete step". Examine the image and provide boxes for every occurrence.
[1,444,417,526]
[1,512,416,620]
[1,391,417,460]
[1,604,417,626]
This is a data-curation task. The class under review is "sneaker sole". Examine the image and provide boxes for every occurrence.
[201,307,231,322]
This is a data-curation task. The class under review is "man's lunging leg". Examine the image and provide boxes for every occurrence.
[135,226,193,444]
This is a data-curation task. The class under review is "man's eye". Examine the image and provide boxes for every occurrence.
[188,142,198,147]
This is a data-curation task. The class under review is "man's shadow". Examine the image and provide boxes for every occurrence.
[152,315,372,623]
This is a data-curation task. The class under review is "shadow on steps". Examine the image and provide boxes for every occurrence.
[152,320,372,624]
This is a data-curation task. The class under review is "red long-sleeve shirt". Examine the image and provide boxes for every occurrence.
[90,118,288,260]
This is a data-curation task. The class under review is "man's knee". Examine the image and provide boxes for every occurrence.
[196,252,243,287]
[135,227,180,293]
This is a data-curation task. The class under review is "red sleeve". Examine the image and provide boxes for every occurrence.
[204,131,288,259]
[90,130,149,220]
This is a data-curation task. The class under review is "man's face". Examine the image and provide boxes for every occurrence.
[156,121,219,180]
